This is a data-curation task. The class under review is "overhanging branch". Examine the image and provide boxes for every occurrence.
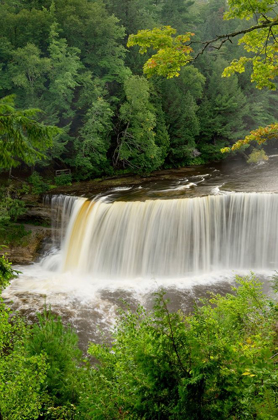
[191,20,278,60]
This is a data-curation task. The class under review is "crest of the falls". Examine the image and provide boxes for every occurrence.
[43,193,278,278]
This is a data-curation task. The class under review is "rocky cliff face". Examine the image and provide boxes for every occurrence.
[1,196,53,265]
[2,225,51,264]
[20,198,52,225]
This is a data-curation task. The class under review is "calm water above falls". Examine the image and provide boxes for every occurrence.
[4,156,278,348]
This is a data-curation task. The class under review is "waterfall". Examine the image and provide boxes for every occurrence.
[46,193,278,278]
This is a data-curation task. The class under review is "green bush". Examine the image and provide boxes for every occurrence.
[0,223,31,247]
[54,173,72,186]
[0,196,26,223]
[25,309,83,417]
[0,251,18,290]
[198,142,227,163]
[79,275,278,420]
[28,171,50,194]
[0,256,47,420]
[0,253,82,419]
[18,183,31,195]
[1,270,278,419]
[188,156,205,166]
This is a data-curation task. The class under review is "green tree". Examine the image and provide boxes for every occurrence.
[115,75,164,173]
[53,0,128,83]
[159,0,196,32]
[222,0,278,90]
[150,83,170,164]
[128,0,278,89]
[40,21,83,162]
[9,43,51,107]
[127,26,194,78]
[0,0,130,173]
[46,21,83,122]
[0,4,52,51]
[74,95,114,179]
[161,66,205,165]
[0,95,60,169]
[105,0,156,37]
[197,57,249,156]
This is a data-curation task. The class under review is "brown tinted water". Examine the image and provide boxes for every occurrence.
[4,156,278,350]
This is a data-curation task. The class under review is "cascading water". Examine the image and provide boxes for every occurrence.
[44,192,278,278]
[4,160,278,349]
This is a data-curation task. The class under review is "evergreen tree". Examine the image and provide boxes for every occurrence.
[73,94,114,179]
[161,66,205,166]
[198,57,249,150]
[0,95,60,169]
[115,76,163,173]
[159,0,196,32]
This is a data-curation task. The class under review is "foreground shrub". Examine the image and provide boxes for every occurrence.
[2,268,278,419]
[0,264,47,420]
[25,309,83,418]
[0,261,82,419]
[80,275,278,420]
[0,304,83,419]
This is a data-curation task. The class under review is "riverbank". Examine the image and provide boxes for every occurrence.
[0,224,51,264]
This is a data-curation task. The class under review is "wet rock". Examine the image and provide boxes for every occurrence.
[20,199,52,225]
[1,225,51,264]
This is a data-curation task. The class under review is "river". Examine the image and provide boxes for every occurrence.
[3,156,278,349]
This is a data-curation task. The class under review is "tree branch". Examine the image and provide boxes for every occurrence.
[192,20,278,60]
[161,296,188,376]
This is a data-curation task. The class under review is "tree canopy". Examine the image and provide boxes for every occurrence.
[0,0,278,175]
[0,96,60,169]
[128,0,278,88]
[127,0,278,154]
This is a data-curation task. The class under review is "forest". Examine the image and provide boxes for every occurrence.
[1,0,278,179]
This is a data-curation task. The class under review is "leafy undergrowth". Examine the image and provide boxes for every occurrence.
[0,223,31,247]
[1,266,278,419]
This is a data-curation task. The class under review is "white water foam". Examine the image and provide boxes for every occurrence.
[3,192,277,342]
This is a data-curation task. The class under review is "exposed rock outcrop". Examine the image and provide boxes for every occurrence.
[20,198,52,225]
[1,225,51,265]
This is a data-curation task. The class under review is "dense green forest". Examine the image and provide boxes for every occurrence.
[1,0,278,179]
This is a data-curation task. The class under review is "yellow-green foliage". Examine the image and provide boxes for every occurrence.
[127,26,194,78]
[222,1,278,89]
[247,149,269,163]
[221,123,278,152]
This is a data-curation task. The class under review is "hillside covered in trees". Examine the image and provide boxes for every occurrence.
[1,0,278,179]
